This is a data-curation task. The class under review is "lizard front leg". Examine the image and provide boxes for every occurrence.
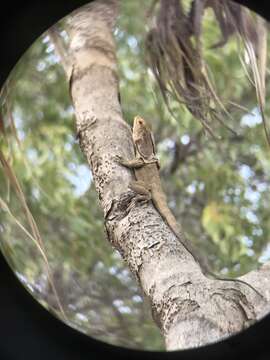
[115,154,145,169]
[115,154,160,169]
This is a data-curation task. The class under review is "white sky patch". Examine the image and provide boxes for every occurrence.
[96,261,104,270]
[132,295,142,303]
[147,68,155,80]
[60,30,69,42]
[181,134,190,145]
[198,182,205,191]
[246,248,255,256]
[160,138,175,150]
[220,267,229,275]
[251,144,260,152]
[244,49,251,65]
[259,243,270,263]
[114,27,124,39]
[119,306,132,314]
[65,164,92,197]
[47,71,57,82]
[257,182,267,192]
[64,142,72,152]
[46,43,55,53]
[127,35,138,49]
[233,263,241,272]
[32,187,40,200]
[113,299,124,307]
[114,27,120,36]
[33,283,43,293]
[42,35,50,43]
[109,266,117,275]
[241,107,262,127]
[37,61,46,72]
[113,299,132,313]
[13,111,22,128]
[245,210,259,224]
[239,164,254,181]
[124,68,139,80]
[16,272,28,284]
[68,304,76,311]
[252,228,263,236]
[37,111,44,120]
[186,182,196,194]
[16,272,34,292]
[116,268,131,284]
[26,148,38,163]
[46,53,60,65]
[75,313,88,322]
[241,235,253,247]
[112,251,122,260]
[244,187,260,205]
[62,105,74,117]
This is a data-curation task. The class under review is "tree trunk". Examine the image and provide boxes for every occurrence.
[65,0,270,350]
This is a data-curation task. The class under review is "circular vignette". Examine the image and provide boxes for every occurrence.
[1,0,270,359]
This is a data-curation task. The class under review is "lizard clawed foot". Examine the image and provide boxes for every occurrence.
[114,154,124,163]
[126,195,150,214]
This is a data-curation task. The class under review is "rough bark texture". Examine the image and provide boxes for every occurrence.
[67,0,270,350]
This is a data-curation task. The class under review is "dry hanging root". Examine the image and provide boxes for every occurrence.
[145,0,269,144]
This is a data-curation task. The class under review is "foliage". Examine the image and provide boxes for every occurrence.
[0,0,270,351]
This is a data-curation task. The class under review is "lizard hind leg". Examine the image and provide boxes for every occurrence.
[126,180,152,213]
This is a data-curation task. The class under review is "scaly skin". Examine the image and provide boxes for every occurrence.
[117,116,263,299]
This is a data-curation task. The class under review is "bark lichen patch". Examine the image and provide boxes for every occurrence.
[211,288,257,323]
[163,299,200,333]
[73,63,119,85]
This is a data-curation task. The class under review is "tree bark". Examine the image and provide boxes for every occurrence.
[66,0,270,350]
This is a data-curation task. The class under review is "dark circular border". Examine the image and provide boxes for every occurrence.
[0,1,270,359]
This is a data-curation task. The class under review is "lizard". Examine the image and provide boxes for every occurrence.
[116,115,264,299]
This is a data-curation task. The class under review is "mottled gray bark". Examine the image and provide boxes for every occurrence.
[66,0,270,350]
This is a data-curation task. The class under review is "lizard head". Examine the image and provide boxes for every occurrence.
[133,116,151,133]
[133,116,156,159]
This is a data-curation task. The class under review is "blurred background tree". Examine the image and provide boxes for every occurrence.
[0,0,269,351]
